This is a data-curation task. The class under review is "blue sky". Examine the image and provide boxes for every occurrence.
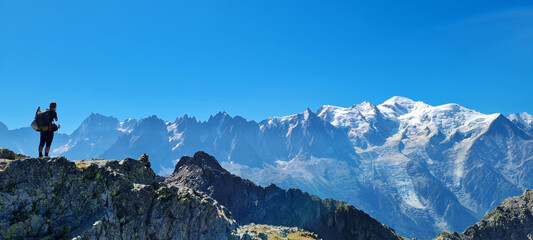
[1,0,532,133]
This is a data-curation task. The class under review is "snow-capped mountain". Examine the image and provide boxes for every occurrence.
[316,101,397,150]
[260,108,356,163]
[100,115,173,171]
[507,112,533,135]
[167,112,264,169]
[53,113,125,159]
[1,96,531,240]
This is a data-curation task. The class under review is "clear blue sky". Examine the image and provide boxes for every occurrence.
[1,0,532,133]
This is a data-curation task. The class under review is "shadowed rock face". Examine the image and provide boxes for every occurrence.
[165,151,405,240]
[434,190,533,240]
[0,153,236,239]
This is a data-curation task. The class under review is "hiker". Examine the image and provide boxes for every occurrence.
[36,102,60,157]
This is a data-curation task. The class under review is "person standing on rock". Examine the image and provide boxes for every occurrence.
[36,102,60,157]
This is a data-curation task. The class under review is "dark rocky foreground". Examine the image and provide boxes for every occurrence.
[434,189,533,240]
[0,148,237,239]
[166,151,406,240]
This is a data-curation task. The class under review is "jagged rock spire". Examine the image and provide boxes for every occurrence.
[173,151,226,174]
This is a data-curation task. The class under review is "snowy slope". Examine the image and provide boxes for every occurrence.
[260,109,356,163]
[507,112,533,135]
[167,112,264,169]
[100,115,173,171]
[317,101,397,150]
[53,113,125,159]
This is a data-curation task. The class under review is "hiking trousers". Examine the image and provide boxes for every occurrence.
[39,131,54,148]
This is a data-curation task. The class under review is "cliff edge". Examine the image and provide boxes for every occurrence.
[434,190,533,240]
[0,148,236,239]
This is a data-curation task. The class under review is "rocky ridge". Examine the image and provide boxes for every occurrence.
[166,151,406,240]
[434,189,533,240]
[0,148,237,239]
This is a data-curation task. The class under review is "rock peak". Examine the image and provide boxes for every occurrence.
[174,151,226,174]
[0,149,237,239]
[435,189,533,240]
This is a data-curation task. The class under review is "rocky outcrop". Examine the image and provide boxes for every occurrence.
[138,153,151,168]
[166,151,406,240]
[0,148,27,161]
[235,224,320,240]
[434,190,533,240]
[0,153,237,239]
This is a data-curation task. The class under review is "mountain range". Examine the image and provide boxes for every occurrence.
[1,96,532,239]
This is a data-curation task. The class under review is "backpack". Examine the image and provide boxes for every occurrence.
[31,110,51,132]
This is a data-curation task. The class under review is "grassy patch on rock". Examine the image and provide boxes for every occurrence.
[236,223,320,240]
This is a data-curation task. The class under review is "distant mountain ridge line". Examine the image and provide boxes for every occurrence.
[0,96,531,134]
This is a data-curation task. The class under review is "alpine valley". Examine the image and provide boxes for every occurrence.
[1,96,532,239]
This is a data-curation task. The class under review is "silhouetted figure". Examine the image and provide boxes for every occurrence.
[37,102,60,157]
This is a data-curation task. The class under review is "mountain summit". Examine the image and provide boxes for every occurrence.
[166,151,405,240]
[174,151,226,173]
